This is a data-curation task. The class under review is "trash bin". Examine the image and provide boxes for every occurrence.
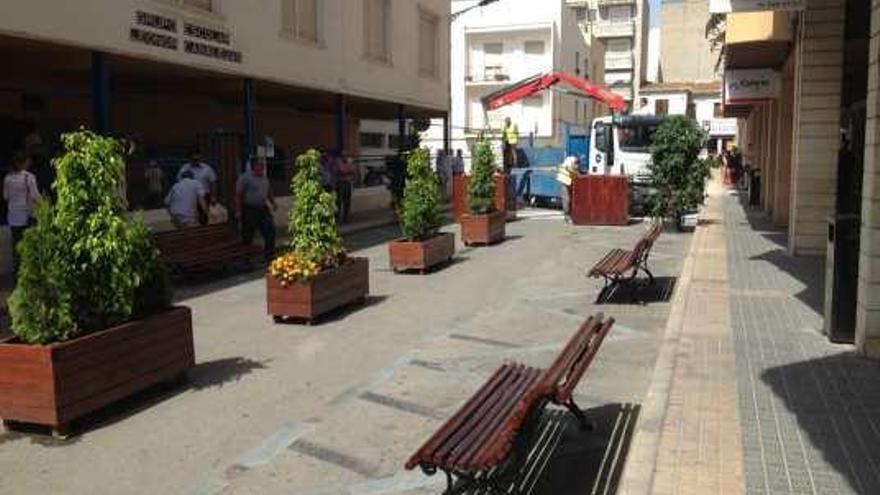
[748,168,761,206]
[823,214,860,343]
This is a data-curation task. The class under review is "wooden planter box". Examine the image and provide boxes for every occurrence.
[389,232,455,274]
[267,257,369,323]
[460,211,506,246]
[571,175,630,226]
[452,174,517,221]
[0,306,194,436]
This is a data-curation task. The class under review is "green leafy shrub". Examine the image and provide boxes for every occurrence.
[270,150,346,285]
[9,130,171,344]
[400,149,443,241]
[467,139,496,215]
[647,116,711,223]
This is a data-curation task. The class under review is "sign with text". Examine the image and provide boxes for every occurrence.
[709,118,739,136]
[129,10,242,63]
[724,69,780,104]
[710,0,804,13]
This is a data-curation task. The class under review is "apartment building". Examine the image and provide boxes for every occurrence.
[435,0,606,161]
[0,0,449,274]
[567,0,650,106]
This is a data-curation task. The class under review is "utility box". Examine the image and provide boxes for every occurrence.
[823,214,860,343]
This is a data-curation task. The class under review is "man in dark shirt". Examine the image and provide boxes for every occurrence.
[236,158,276,263]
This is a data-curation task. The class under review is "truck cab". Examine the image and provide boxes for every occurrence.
[587,114,664,185]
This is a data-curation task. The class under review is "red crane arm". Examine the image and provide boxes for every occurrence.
[481,71,626,112]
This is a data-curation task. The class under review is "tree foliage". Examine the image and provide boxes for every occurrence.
[467,139,496,215]
[647,116,711,222]
[400,148,443,241]
[288,149,345,269]
[9,130,170,344]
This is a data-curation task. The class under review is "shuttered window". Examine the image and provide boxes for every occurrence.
[364,0,390,62]
[182,0,212,12]
[418,10,439,77]
[282,0,319,43]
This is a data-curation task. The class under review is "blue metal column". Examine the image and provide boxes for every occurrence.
[243,78,256,168]
[397,104,406,154]
[91,51,111,134]
[335,94,346,154]
[443,113,450,154]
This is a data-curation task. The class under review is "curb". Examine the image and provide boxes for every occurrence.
[616,206,706,494]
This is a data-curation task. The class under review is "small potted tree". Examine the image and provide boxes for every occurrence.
[460,139,506,245]
[389,148,454,273]
[647,115,711,230]
[267,150,369,323]
[0,131,188,437]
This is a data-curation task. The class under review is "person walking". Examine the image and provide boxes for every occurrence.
[556,156,580,223]
[236,158,277,263]
[502,117,519,172]
[335,155,357,223]
[435,149,449,200]
[165,170,207,229]
[452,149,465,176]
[3,152,41,277]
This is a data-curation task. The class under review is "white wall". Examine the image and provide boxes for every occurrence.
[0,0,449,112]
[639,91,689,115]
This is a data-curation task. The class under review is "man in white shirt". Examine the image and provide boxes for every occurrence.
[177,152,217,206]
[165,171,207,229]
[3,152,41,276]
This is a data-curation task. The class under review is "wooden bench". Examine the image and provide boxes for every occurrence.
[151,224,262,274]
[587,222,663,297]
[405,314,614,494]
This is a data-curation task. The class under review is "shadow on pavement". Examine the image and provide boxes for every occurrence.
[596,277,677,305]
[451,403,640,495]
[761,352,880,494]
[1,357,268,442]
[272,295,390,326]
[748,249,824,315]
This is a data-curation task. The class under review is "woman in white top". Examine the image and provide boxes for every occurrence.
[3,152,41,276]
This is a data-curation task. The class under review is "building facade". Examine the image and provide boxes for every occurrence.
[567,0,650,106]
[660,0,720,82]
[0,0,450,275]
[435,0,606,166]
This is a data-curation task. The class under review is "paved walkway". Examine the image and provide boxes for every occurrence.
[624,175,880,495]
[0,208,692,494]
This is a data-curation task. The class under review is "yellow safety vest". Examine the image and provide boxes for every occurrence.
[503,124,519,145]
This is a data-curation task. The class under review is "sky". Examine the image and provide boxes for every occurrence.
[650,0,661,28]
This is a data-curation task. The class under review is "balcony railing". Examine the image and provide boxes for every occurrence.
[465,66,512,84]
[598,0,636,5]
[605,53,633,70]
[592,21,635,38]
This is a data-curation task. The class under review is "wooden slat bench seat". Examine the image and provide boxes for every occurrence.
[406,314,614,494]
[151,224,262,275]
[587,222,662,298]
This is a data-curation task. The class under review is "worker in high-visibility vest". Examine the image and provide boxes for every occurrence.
[502,117,519,172]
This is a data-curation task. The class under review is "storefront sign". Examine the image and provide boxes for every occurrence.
[710,0,805,13]
[129,10,242,64]
[130,27,178,51]
[724,69,780,104]
[184,22,230,46]
[709,118,738,136]
[184,40,242,64]
[135,11,177,33]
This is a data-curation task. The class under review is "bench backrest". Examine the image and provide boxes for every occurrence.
[632,222,663,264]
[538,313,615,404]
[151,224,238,257]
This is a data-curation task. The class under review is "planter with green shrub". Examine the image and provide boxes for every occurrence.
[647,115,711,230]
[267,150,369,323]
[460,139,506,245]
[0,130,191,437]
[389,149,454,273]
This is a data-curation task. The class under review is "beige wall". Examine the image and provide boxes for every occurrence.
[660,0,719,82]
[0,0,449,112]
[788,2,845,255]
[857,0,880,357]
[772,53,796,227]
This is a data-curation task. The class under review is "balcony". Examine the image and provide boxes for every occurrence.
[465,66,512,85]
[725,11,793,69]
[592,21,635,39]
[597,0,636,5]
[605,52,633,70]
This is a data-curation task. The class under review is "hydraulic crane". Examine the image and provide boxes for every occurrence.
[481,71,626,113]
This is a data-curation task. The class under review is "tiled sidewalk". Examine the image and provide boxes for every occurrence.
[725,194,880,495]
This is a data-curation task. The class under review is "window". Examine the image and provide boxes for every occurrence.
[418,10,439,77]
[523,95,544,108]
[655,99,668,116]
[608,5,631,23]
[575,51,581,75]
[714,102,723,117]
[388,134,402,150]
[606,38,632,53]
[364,0,390,62]
[360,132,385,148]
[524,41,545,55]
[575,7,587,21]
[282,0,318,43]
[164,0,213,12]
[618,123,659,152]
[687,103,696,119]
[483,42,505,80]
